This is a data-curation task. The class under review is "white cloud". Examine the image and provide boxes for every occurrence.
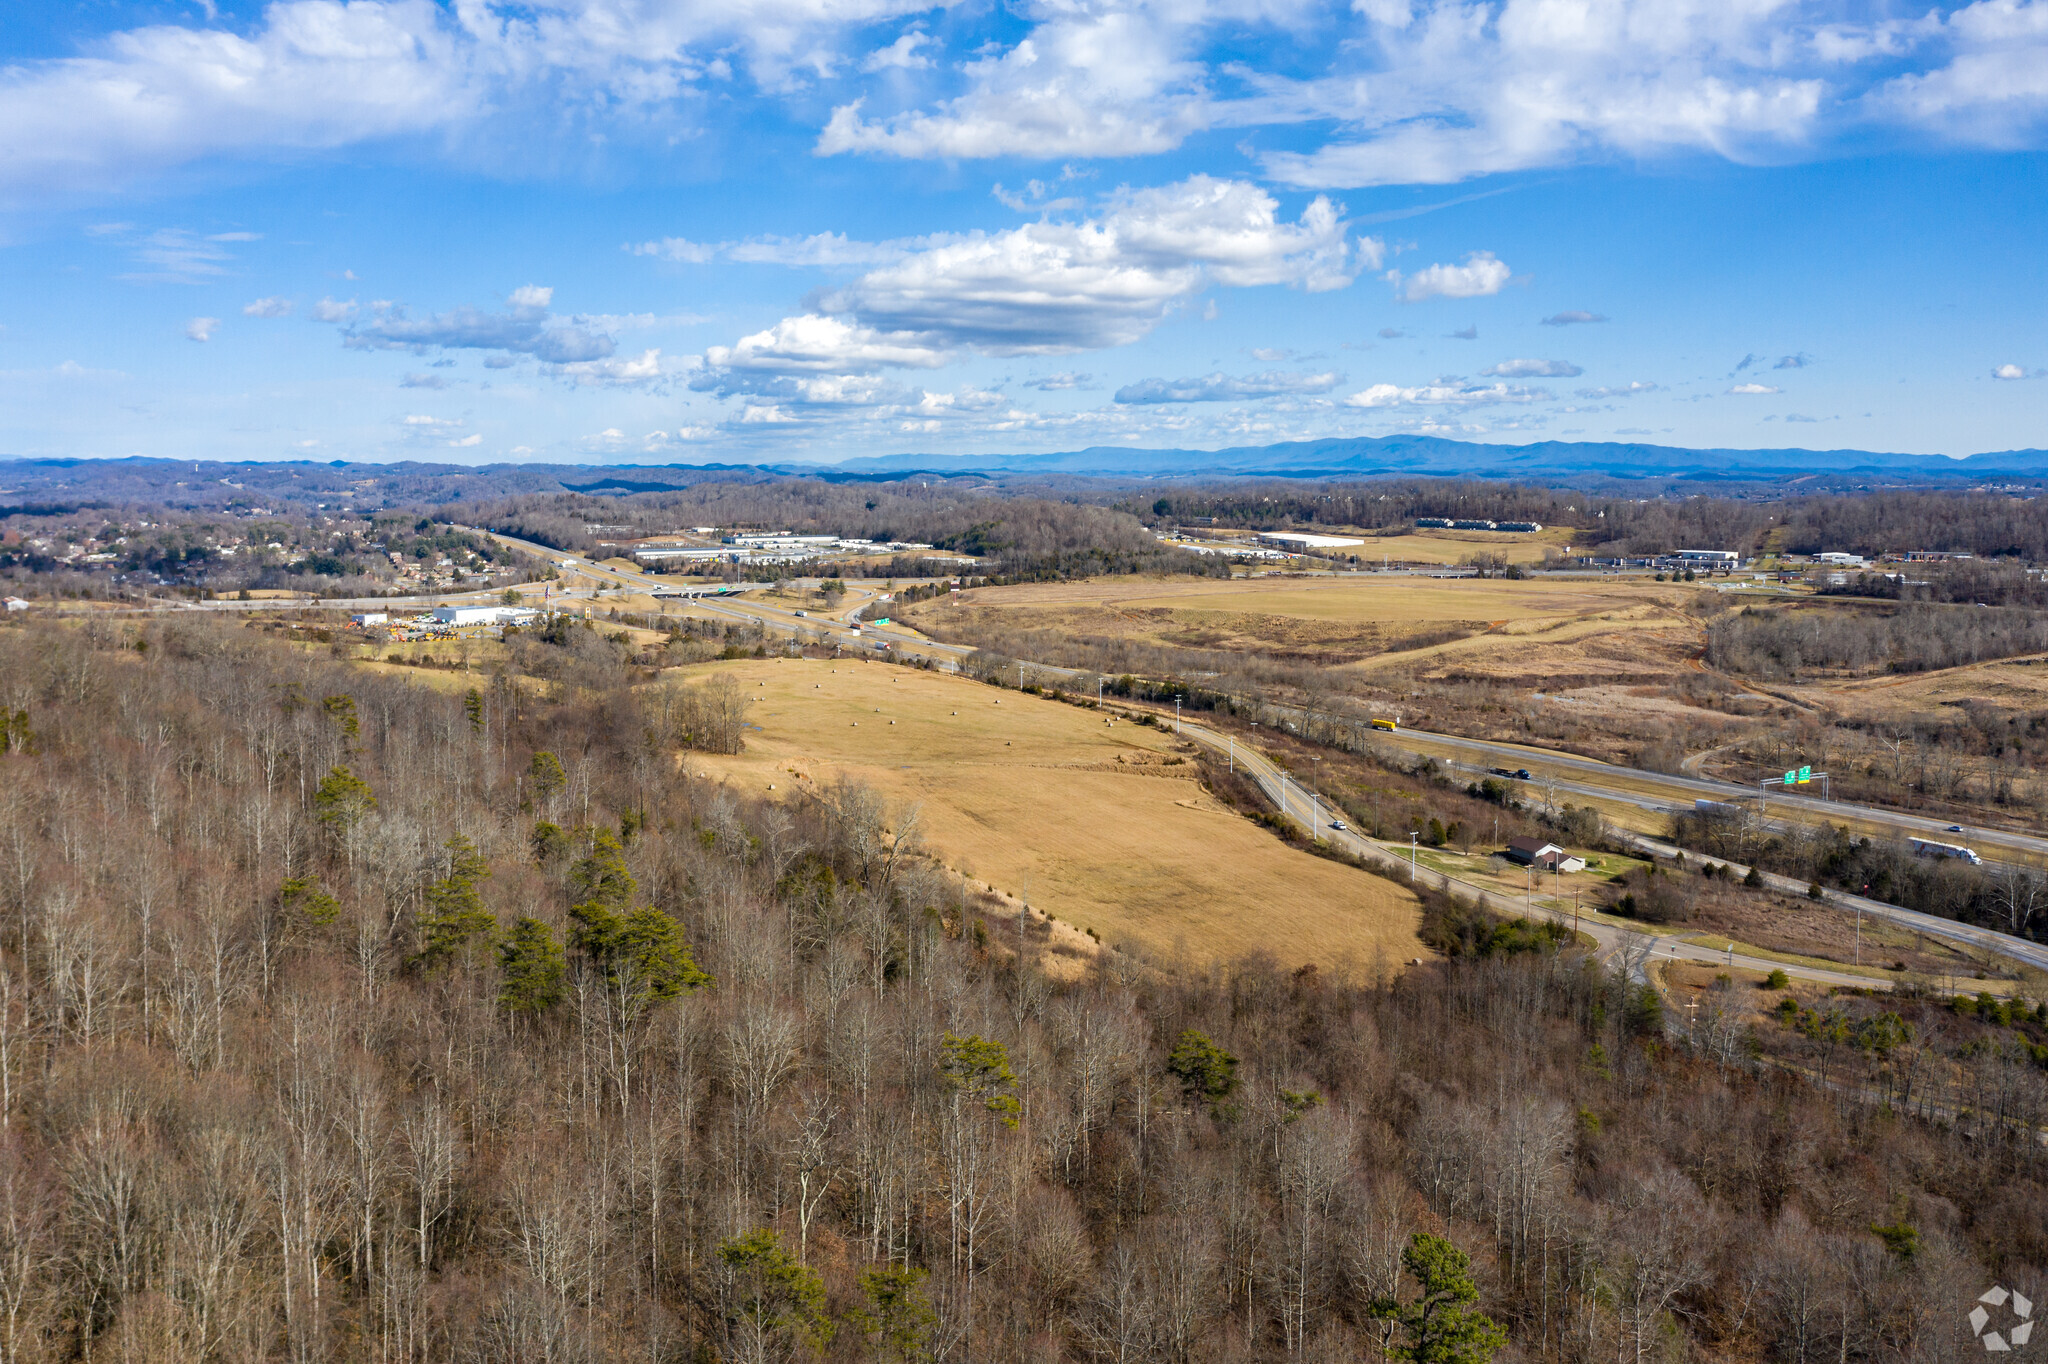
[342,292,614,364]
[1115,371,1341,403]
[693,176,1368,397]
[1031,371,1092,390]
[706,314,949,375]
[400,372,450,389]
[1576,381,1659,398]
[1728,382,1781,394]
[1342,378,1550,408]
[1542,310,1608,326]
[1480,357,1579,378]
[312,297,358,323]
[402,414,462,427]
[185,316,219,342]
[242,296,292,317]
[546,348,682,386]
[14,0,2048,212]
[818,8,1213,160]
[1387,251,1511,303]
[628,231,957,268]
[448,433,482,447]
[1993,362,2034,380]
[1867,0,2048,144]
[862,31,933,72]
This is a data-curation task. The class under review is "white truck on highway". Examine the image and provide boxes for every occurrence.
[1909,837,1983,865]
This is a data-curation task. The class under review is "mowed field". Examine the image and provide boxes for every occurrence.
[906,574,1706,679]
[680,656,1426,969]
[1197,527,1572,565]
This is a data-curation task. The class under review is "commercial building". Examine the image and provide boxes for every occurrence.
[350,612,388,626]
[1256,531,1366,550]
[431,604,539,627]
[1671,550,1742,569]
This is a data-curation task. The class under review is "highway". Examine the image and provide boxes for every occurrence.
[427,532,2048,984]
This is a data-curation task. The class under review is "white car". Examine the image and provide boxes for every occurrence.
[1327,820,1348,831]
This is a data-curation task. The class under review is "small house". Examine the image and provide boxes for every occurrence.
[1504,836,1586,873]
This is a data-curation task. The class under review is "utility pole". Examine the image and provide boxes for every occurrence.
[1228,735,1235,772]
[1174,696,1181,734]
[1310,756,1321,835]
[1409,832,1418,882]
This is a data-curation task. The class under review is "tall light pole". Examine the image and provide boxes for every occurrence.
[1409,831,1418,881]
[1310,755,1321,836]
[1174,696,1182,734]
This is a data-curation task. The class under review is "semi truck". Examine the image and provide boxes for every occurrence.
[1909,837,1983,866]
[1370,717,1399,732]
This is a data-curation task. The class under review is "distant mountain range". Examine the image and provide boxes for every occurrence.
[820,435,2048,482]
[1,435,2042,511]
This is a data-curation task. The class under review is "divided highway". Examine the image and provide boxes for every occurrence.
[459,533,2048,984]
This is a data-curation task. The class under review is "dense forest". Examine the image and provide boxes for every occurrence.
[0,613,2040,1361]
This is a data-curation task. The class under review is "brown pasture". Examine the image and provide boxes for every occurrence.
[681,656,1427,970]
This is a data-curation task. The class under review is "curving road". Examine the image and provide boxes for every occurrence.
[453,532,2048,984]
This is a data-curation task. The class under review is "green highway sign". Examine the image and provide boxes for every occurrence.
[1799,766,1812,783]
[1784,769,1796,785]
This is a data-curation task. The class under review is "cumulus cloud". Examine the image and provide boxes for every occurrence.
[14,0,2048,210]
[0,0,950,200]
[704,315,948,376]
[1775,353,1813,369]
[1342,378,1550,408]
[1993,362,2035,380]
[184,316,219,342]
[862,31,933,72]
[399,372,449,389]
[1728,382,1781,394]
[312,297,358,323]
[1542,311,1608,326]
[341,286,617,365]
[1576,381,1659,398]
[1387,251,1510,303]
[401,414,461,427]
[546,349,683,387]
[1114,370,1341,404]
[242,296,292,318]
[1032,371,1093,390]
[696,177,1369,387]
[1446,325,1477,340]
[1480,357,1579,378]
[448,433,482,447]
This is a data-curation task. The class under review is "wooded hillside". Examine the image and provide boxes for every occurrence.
[0,615,2036,1361]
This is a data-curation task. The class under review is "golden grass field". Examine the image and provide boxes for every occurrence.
[1199,527,1572,565]
[681,656,1426,969]
[907,573,1709,680]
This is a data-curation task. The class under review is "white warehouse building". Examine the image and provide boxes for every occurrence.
[1257,532,1367,550]
[432,604,538,626]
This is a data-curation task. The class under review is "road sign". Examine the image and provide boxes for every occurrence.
[1784,769,1796,785]
[1798,765,1812,784]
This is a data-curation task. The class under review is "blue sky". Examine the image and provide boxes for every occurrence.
[2,0,2045,465]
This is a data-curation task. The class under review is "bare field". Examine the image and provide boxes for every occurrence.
[680,657,1427,969]
[909,574,1708,677]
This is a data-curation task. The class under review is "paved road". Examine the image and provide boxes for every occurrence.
[397,533,2048,982]
[1376,725,2048,870]
[1166,715,1888,991]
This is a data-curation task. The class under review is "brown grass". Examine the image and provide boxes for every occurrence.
[680,656,1427,970]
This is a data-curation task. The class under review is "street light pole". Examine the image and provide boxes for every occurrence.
[1409,832,1418,882]
[1311,756,1321,836]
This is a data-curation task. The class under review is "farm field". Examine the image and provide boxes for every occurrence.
[1196,527,1572,565]
[906,572,1708,677]
[679,656,1427,970]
